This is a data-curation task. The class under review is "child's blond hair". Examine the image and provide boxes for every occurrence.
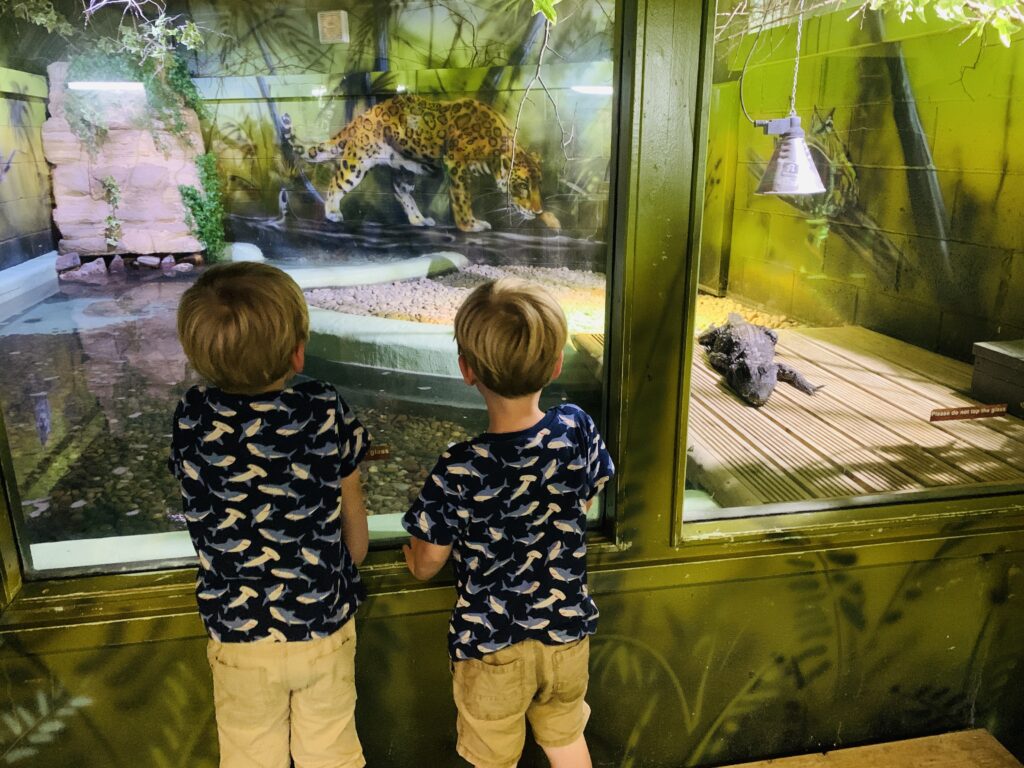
[177,262,309,394]
[454,278,567,398]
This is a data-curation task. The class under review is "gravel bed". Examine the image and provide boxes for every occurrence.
[305,264,606,332]
[358,406,479,517]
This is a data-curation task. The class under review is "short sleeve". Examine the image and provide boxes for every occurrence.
[167,399,186,481]
[582,411,615,500]
[402,457,461,546]
[336,392,370,478]
[168,389,203,483]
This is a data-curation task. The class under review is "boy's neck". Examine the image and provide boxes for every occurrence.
[261,374,290,393]
[481,389,546,434]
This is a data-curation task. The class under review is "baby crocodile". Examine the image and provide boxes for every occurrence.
[698,314,822,406]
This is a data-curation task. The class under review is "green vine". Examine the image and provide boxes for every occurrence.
[1,0,74,36]
[100,175,122,249]
[63,49,205,152]
[64,95,108,156]
[861,0,1024,45]
[179,153,225,262]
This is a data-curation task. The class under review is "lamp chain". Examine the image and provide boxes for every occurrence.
[789,0,804,116]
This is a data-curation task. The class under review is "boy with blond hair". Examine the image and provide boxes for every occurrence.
[168,262,370,768]
[403,277,614,768]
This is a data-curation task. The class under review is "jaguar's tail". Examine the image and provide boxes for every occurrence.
[280,113,343,164]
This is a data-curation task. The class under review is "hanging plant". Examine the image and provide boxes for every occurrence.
[62,46,207,152]
[0,0,75,36]
[858,0,1024,45]
[179,153,226,262]
[716,0,1024,48]
[1,0,208,149]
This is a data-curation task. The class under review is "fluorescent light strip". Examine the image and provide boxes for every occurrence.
[571,85,613,95]
[67,81,145,92]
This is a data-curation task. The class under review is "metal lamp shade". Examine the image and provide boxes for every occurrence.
[756,131,826,196]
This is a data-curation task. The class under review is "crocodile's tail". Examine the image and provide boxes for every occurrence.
[280,113,345,164]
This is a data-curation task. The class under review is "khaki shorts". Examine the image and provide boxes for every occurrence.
[452,636,591,768]
[207,619,364,768]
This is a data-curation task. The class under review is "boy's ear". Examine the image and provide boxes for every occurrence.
[549,351,564,382]
[292,342,306,375]
[458,354,476,386]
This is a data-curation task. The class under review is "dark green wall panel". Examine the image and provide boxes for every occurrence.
[2,543,1023,766]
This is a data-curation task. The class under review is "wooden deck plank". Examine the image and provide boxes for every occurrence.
[689,362,867,499]
[804,325,974,390]
[766,372,964,490]
[770,335,1019,481]
[722,730,1022,768]
[586,324,1024,508]
[572,333,604,380]
[691,361,922,495]
[686,419,809,505]
[784,333,1024,468]
[799,326,1024,448]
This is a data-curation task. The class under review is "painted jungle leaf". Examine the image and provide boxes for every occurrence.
[839,595,867,631]
[33,692,47,718]
[1,714,21,737]
[4,746,37,763]
[826,550,857,566]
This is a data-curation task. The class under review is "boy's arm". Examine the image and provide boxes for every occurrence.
[403,537,452,581]
[340,469,369,566]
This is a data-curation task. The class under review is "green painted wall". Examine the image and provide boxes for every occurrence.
[0,68,53,270]
[709,11,1024,359]
[1,531,1023,766]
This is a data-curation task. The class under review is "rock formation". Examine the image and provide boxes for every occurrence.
[41,62,204,256]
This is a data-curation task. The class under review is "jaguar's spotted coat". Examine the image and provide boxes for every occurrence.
[281,95,559,233]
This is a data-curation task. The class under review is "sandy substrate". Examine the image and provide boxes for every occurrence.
[693,294,801,332]
[305,263,802,336]
[305,264,607,333]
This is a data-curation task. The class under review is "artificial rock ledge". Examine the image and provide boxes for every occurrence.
[41,62,204,256]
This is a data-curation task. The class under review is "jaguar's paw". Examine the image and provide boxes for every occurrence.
[462,219,492,233]
[411,217,436,228]
[325,210,344,223]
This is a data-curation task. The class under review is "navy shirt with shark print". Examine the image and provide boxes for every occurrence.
[168,379,369,643]
[402,403,614,661]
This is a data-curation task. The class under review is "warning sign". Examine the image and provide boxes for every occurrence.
[929,404,1008,422]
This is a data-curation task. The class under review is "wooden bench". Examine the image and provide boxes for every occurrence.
[724,730,1022,768]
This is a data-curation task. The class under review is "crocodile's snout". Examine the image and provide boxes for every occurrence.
[730,363,777,407]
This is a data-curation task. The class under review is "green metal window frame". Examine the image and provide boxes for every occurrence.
[2,0,1024,641]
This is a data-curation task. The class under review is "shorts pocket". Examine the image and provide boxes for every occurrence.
[551,637,589,703]
[208,649,270,712]
[314,629,357,693]
[454,656,527,721]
